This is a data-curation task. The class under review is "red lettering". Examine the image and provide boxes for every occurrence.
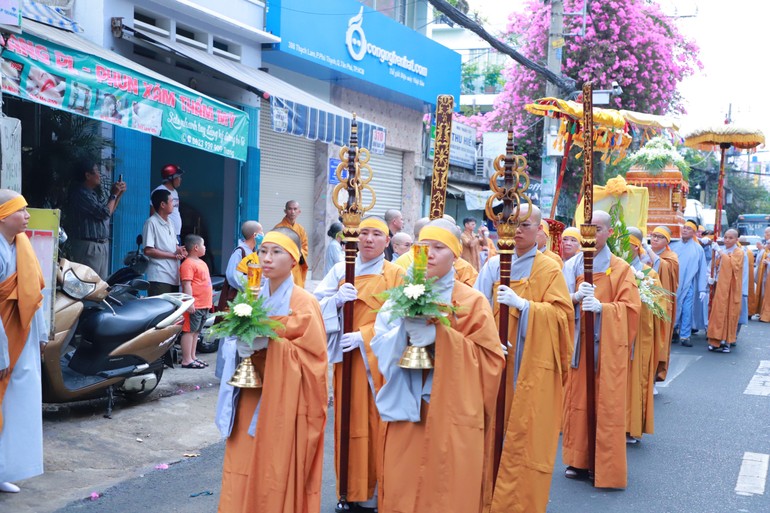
[54,51,74,70]
[7,36,50,64]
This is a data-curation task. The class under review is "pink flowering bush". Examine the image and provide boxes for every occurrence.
[459,0,702,146]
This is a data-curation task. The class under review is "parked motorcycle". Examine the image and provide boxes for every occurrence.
[43,259,194,417]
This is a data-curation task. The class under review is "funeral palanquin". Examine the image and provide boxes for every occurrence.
[626,164,687,239]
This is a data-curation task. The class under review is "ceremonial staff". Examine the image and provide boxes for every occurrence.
[580,82,598,481]
[399,94,454,369]
[331,117,376,509]
[485,124,531,482]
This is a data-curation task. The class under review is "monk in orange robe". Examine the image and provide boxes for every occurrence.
[216,228,328,513]
[745,242,757,316]
[626,228,662,441]
[372,220,505,513]
[756,234,770,322]
[474,205,574,513]
[561,210,641,489]
[274,200,309,287]
[649,226,679,381]
[707,229,746,352]
[314,217,404,511]
[537,220,563,269]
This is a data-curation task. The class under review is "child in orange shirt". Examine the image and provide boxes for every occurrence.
[180,234,213,369]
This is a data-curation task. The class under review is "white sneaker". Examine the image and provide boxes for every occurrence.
[0,482,20,493]
[653,384,659,396]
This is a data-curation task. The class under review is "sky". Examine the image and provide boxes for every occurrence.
[470,0,770,154]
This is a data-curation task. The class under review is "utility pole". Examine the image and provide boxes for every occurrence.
[540,0,564,217]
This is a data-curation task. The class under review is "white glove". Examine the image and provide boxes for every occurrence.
[497,285,527,310]
[237,339,254,358]
[712,245,722,256]
[575,282,596,302]
[334,283,358,308]
[340,331,363,353]
[403,317,436,347]
[707,277,715,285]
[581,296,602,313]
[500,341,513,356]
[699,291,708,302]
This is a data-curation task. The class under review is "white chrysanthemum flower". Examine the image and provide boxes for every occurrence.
[403,283,426,300]
[635,270,645,280]
[233,303,253,317]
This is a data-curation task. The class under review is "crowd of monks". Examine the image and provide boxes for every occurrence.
[213,204,770,513]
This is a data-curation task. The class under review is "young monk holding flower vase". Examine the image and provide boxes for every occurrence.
[214,227,328,513]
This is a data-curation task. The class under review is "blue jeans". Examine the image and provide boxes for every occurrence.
[676,284,694,339]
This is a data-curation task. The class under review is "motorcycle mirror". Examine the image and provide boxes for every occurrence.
[135,234,143,246]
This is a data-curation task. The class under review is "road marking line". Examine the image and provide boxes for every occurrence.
[658,354,702,388]
[735,452,769,496]
[744,361,770,396]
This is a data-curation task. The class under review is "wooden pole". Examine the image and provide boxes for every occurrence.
[549,124,575,220]
[709,144,729,310]
[486,124,531,483]
[331,117,376,509]
[579,83,598,481]
[429,95,454,220]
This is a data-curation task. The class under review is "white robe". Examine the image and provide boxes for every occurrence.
[0,236,46,483]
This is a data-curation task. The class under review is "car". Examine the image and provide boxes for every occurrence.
[739,235,761,260]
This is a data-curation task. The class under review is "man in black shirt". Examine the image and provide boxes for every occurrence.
[68,160,126,278]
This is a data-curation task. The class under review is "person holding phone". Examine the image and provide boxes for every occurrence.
[67,159,127,278]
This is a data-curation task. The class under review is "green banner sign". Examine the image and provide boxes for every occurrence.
[1,32,249,161]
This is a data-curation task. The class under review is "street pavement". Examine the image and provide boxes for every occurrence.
[3,312,770,513]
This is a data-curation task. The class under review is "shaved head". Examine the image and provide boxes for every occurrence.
[425,218,462,240]
[241,220,262,239]
[592,210,611,230]
[518,203,541,225]
[725,228,739,238]
[414,216,430,238]
[0,189,19,205]
[628,226,643,240]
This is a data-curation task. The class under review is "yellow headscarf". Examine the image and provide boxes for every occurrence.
[0,195,26,220]
[261,231,300,263]
[419,226,462,257]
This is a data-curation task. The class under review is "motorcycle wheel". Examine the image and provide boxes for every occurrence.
[122,365,164,402]
[196,334,220,354]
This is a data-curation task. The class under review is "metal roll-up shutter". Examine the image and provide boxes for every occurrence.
[366,148,404,217]
[258,106,316,238]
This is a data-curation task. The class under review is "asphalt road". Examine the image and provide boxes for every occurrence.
[5,317,770,513]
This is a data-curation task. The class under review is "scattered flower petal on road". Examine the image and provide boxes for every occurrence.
[155,463,169,470]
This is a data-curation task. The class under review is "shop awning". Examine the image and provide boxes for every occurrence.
[130,27,388,154]
[447,183,496,211]
[2,19,250,161]
[22,0,81,32]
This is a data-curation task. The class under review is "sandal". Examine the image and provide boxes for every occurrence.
[194,359,209,368]
[181,361,205,369]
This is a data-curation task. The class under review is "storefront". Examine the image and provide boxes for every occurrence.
[263,0,461,274]
[0,14,251,274]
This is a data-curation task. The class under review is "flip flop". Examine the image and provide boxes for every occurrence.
[181,361,205,369]
[194,359,209,368]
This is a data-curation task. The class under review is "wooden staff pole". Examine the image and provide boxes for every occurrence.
[429,95,454,220]
[331,117,376,509]
[579,82,598,480]
[550,124,575,220]
[487,125,532,483]
[709,144,729,310]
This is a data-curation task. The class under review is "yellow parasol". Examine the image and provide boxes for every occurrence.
[524,97,631,222]
[620,110,681,144]
[683,125,765,236]
[684,124,765,310]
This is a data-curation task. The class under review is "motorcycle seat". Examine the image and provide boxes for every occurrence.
[79,298,177,347]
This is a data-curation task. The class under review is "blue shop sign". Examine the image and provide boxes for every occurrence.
[266,0,461,105]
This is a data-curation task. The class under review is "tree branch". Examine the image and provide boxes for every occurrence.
[427,0,576,94]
